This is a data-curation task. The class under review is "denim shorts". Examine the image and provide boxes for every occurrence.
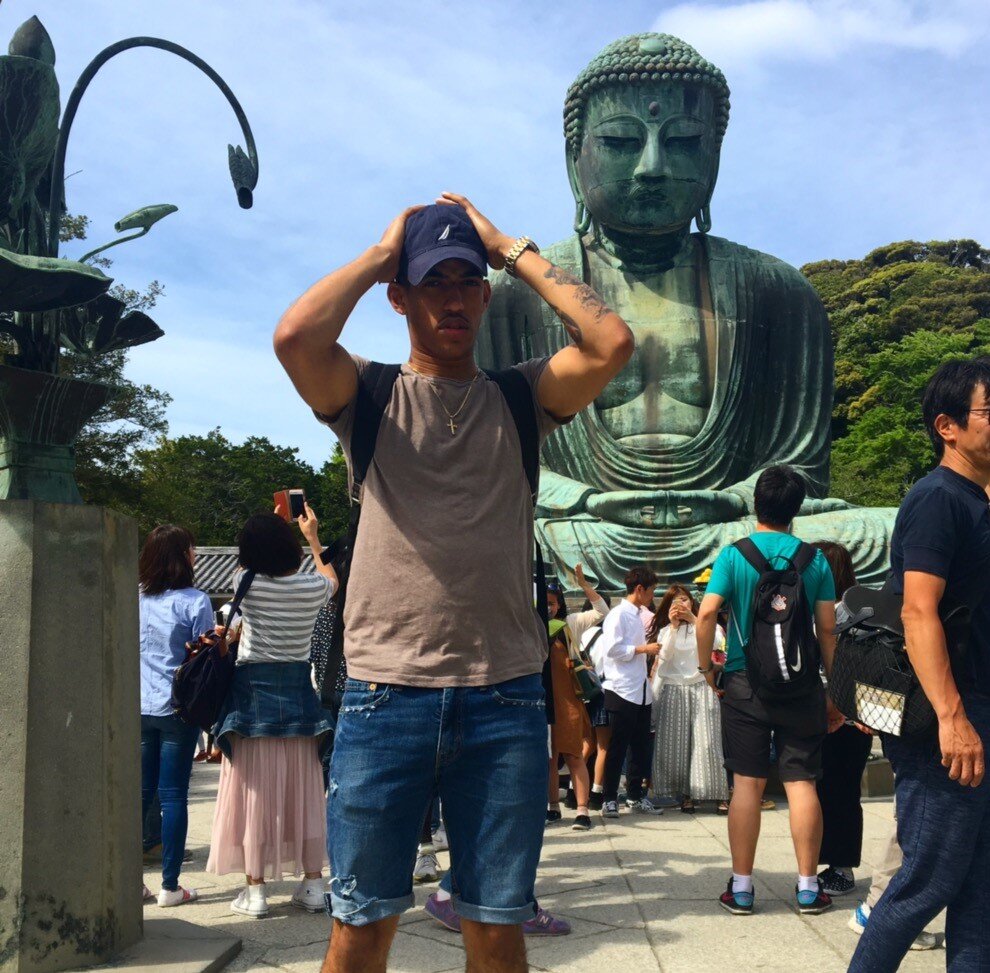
[326,673,549,926]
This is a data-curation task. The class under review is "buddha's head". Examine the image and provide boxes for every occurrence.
[564,34,729,239]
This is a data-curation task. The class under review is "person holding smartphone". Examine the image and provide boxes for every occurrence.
[648,585,729,813]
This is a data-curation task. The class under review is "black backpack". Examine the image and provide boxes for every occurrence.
[318,364,555,722]
[171,569,255,731]
[731,538,821,701]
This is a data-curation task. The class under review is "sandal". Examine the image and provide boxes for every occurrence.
[716,799,730,815]
[680,797,696,814]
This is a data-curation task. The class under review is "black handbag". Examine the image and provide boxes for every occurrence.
[829,584,970,740]
[171,570,255,732]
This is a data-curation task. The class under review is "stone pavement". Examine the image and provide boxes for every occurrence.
[145,763,946,973]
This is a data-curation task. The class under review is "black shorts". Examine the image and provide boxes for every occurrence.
[719,671,826,782]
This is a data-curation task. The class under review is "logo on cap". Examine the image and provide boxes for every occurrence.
[438,225,451,241]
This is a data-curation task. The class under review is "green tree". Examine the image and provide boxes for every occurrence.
[133,429,324,545]
[803,240,990,505]
[311,443,350,541]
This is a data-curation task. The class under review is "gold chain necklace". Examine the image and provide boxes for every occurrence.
[422,370,481,436]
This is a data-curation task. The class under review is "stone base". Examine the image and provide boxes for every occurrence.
[0,502,142,973]
[62,919,240,973]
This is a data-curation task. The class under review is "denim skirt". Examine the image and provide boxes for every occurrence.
[213,660,334,760]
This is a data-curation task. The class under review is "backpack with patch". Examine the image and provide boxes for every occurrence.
[731,538,821,701]
[318,363,555,722]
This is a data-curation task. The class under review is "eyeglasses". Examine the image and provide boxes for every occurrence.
[968,408,990,418]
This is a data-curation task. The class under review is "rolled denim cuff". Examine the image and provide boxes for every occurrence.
[325,888,414,926]
[451,892,537,925]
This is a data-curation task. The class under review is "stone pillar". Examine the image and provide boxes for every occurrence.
[0,501,141,973]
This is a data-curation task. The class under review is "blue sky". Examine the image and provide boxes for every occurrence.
[13,0,990,467]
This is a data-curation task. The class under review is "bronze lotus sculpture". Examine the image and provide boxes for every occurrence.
[0,13,258,502]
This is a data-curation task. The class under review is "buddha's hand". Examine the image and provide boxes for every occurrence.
[436,192,514,270]
[585,489,747,528]
[798,497,852,516]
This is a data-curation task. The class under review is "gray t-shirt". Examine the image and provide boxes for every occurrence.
[322,356,562,687]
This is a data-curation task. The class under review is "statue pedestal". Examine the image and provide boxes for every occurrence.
[0,501,141,973]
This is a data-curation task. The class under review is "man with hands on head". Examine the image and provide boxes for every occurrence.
[274,194,633,973]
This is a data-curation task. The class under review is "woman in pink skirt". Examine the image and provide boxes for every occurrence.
[207,506,337,918]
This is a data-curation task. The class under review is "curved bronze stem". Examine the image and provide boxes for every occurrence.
[47,37,259,256]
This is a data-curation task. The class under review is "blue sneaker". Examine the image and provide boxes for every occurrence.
[719,878,754,915]
[796,882,832,915]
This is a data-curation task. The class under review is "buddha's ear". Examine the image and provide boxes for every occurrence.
[705,151,722,208]
[696,151,721,234]
[566,153,591,235]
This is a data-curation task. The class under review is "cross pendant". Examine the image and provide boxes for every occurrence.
[447,418,457,436]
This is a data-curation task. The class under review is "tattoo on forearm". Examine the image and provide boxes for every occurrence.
[543,265,612,324]
[556,310,583,345]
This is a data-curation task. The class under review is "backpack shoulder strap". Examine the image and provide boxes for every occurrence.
[733,537,772,575]
[483,367,539,502]
[790,541,817,575]
[350,363,401,499]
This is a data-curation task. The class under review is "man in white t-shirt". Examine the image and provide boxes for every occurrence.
[597,565,664,818]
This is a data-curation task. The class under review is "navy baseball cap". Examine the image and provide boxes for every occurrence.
[399,204,488,285]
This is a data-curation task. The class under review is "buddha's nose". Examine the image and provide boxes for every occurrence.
[634,135,667,180]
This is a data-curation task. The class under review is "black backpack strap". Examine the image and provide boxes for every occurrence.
[317,364,400,706]
[483,367,540,502]
[222,569,255,640]
[350,362,402,499]
[534,541,555,725]
[790,541,817,575]
[733,537,772,575]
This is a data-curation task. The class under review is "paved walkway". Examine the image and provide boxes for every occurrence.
[147,763,946,972]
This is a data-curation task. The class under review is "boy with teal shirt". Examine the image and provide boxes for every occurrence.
[696,465,839,919]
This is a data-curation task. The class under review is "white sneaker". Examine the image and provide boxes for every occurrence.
[158,886,197,907]
[413,852,441,883]
[291,881,325,914]
[231,886,269,918]
[431,823,449,852]
[849,902,944,950]
[626,796,664,814]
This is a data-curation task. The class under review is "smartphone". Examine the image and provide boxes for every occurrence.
[215,608,226,627]
[274,488,306,522]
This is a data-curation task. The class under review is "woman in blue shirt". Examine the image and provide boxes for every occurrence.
[139,525,214,907]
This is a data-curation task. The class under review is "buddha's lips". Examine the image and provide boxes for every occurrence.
[631,187,669,200]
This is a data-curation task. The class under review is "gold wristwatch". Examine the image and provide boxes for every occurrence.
[503,236,540,277]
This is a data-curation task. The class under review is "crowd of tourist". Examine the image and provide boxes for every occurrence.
[137,457,962,946]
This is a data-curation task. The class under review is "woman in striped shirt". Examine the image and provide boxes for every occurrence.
[207,506,337,918]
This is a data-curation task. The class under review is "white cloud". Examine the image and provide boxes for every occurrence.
[655,0,990,73]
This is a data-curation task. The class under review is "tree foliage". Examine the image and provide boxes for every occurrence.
[129,432,347,545]
[803,240,990,506]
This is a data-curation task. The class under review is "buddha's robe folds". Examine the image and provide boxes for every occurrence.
[478,233,894,588]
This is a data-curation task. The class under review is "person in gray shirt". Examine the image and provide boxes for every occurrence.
[275,194,632,973]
